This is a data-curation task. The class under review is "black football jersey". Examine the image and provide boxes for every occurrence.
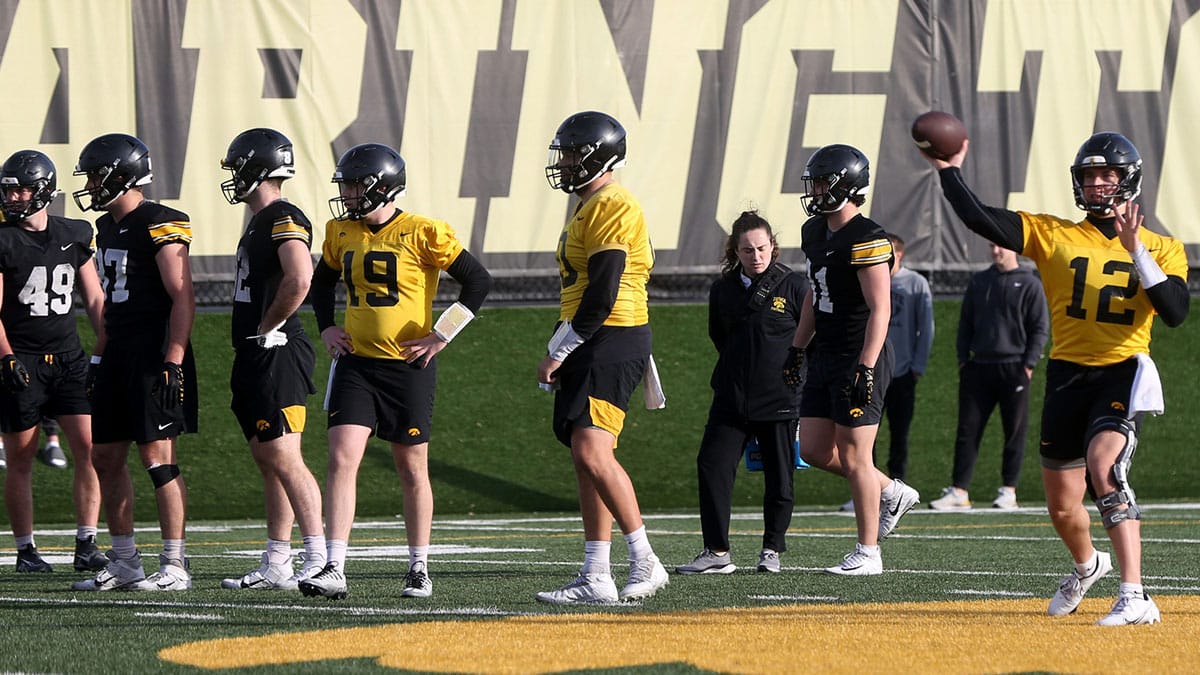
[0,216,95,353]
[231,199,312,347]
[801,213,894,356]
[94,201,191,341]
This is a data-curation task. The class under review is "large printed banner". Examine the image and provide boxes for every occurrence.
[2,0,1198,279]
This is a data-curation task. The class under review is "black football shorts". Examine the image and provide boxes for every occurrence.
[91,340,198,444]
[0,350,89,433]
[552,356,647,448]
[326,353,437,444]
[230,337,317,442]
[798,344,894,428]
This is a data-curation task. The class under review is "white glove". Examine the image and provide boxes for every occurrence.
[247,322,288,349]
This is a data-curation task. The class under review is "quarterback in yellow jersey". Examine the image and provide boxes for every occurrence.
[303,143,492,601]
[927,132,1189,626]
[535,111,669,605]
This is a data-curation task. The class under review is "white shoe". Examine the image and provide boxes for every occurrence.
[1048,551,1112,616]
[71,552,146,591]
[221,553,294,590]
[400,561,433,598]
[992,486,1019,510]
[285,551,326,590]
[879,479,921,539]
[620,555,669,601]
[1097,592,1162,626]
[535,572,619,605]
[838,498,855,512]
[298,561,349,599]
[675,549,736,575]
[825,543,883,576]
[756,549,781,574]
[929,486,971,511]
[133,554,192,591]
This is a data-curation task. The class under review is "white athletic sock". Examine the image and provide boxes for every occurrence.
[15,534,33,549]
[1075,550,1099,577]
[857,543,881,556]
[162,538,185,562]
[302,534,326,566]
[77,525,98,541]
[266,538,292,566]
[1119,582,1144,597]
[112,534,137,561]
[581,540,611,575]
[408,545,429,571]
[327,539,348,569]
[623,526,653,561]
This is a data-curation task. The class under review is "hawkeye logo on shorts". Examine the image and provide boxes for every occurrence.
[256,420,271,431]
[1111,402,1126,412]
[849,407,864,418]
[771,297,787,313]
[408,427,421,437]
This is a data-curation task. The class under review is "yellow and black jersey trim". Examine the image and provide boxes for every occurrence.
[270,214,310,243]
[850,237,892,266]
[148,220,192,245]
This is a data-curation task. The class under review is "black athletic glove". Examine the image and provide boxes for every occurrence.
[845,363,874,408]
[85,360,100,401]
[1,354,30,392]
[152,362,185,410]
[782,347,806,389]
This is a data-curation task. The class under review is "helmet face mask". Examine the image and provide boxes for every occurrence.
[328,143,406,221]
[545,111,626,193]
[800,144,870,216]
[1070,132,1142,215]
[220,128,296,204]
[72,133,153,211]
[1,150,58,221]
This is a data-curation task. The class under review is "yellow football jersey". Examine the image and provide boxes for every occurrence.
[556,182,653,325]
[321,210,463,359]
[1019,212,1187,366]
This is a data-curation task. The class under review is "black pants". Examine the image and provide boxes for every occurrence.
[951,361,1030,489]
[696,417,795,553]
[882,370,917,480]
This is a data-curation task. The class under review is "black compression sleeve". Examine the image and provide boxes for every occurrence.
[1145,276,1190,327]
[938,166,1025,252]
[572,249,625,340]
[446,250,493,314]
[311,258,340,333]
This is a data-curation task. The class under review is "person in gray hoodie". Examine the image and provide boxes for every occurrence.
[930,243,1048,511]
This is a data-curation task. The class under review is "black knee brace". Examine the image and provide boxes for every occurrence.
[147,463,181,489]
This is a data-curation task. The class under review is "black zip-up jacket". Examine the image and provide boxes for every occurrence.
[707,262,808,422]
[957,264,1049,369]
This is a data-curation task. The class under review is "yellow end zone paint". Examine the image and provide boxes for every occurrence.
[160,596,1200,674]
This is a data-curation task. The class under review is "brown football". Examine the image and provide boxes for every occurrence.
[911,111,967,160]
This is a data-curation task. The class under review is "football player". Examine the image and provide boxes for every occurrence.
[300,143,491,600]
[786,144,920,576]
[0,150,108,573]
[534,111,669,604]
[70,133,198,592]
[218,128,326,591]
[924,132,1188,625]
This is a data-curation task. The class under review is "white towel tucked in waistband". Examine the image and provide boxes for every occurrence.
[643,355,667,410]
[1129,353,1163,418]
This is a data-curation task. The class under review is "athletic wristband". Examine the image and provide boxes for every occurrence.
[546,320,585,362]
[432,302,475,343]
[90,355,102,365]
[1131,244,1167,288]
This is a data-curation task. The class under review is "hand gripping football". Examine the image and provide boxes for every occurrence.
[911,111,967,160]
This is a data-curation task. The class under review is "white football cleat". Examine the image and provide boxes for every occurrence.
[879,479,921,538]
[133,555,191,591]
[299,561,349,599]
[620,554,669,601]
[1048,551,1112,616]
[825,543,883,576]
[1097,592,1161,626]
[400,561,433,598]
[536,572,619,605]
[221,553,294,590]
[71,552,146,591]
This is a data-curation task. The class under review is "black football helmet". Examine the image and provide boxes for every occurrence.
[1070,132,1142,214]
[220,128,296,204]
[1,150,58,221]
[72,133,153,211]
[800,144,870,216]
[328,143,406,221]
[545,111,627,193]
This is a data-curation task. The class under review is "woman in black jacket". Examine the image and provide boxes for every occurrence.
[676,211,807,575]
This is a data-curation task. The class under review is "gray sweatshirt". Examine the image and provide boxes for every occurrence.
[887,266,934,376]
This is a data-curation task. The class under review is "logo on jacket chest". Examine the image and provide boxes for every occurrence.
[771,297,787,313]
